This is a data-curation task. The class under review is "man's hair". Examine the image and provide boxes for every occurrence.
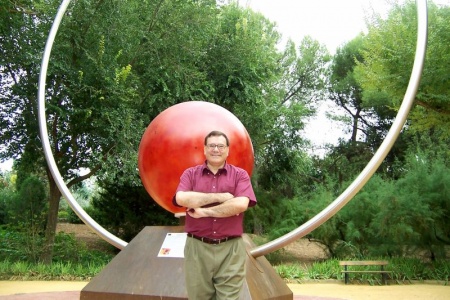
[204,130,229,146]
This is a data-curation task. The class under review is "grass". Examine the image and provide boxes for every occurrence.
[252,235,450,284]
[1,256,448,283]
[0,260,107,280]
[0,228,448,284]
[3,248,447,284]
[271,257,450,284]
[0,226,113,280]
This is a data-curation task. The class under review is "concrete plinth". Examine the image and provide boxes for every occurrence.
[80,226,292,299]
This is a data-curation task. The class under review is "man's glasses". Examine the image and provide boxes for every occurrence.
[207,144,227,151]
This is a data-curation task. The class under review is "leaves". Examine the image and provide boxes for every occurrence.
[355,1,450,138]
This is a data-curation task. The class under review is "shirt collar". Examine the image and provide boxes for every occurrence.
[202,161,228,175]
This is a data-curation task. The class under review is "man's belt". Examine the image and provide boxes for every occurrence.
[187,233,240,245]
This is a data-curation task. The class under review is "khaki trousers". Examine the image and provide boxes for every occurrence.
[184,236,246,300]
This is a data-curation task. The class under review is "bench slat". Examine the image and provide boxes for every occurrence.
[339,261,388,266]
[341,271,392,273]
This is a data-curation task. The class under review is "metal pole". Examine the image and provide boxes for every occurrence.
[38,0,427,254]
[251,0,428,257]
[37,0,127,250]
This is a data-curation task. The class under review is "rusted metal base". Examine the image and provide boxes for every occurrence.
[80,226,292,299]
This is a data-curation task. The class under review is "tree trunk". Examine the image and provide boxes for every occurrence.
[40,170,62,264]
[351,108,361,142]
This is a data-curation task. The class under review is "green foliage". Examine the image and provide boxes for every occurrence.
[1,0,449,268]
[271,257,450,283]
[261,136,450,261]
[65,205,100,225]
[0,171,15,225]
[52,232,112,265]
[0,176,48,262]
[255,37,330,195]
[0,226,112,267]
[0,259,108,281]
[388,257,450,282]
[328,142,449,259]
[244,190,308,238]
[306,259,340,280]
[301,188,346,257]
[355,1,450,138]
[8,176,47,228]
[274,264,305,281]
[91,178,178,242]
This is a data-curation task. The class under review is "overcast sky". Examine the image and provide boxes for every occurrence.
[244,0,393,53]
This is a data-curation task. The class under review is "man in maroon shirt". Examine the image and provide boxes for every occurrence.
[174,130,257,300]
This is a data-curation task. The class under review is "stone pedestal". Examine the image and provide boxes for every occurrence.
[80,226,292,299]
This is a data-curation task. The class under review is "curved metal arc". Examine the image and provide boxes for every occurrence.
[37,0,127,250]
[39,0,427,254]
[250,0,428,258]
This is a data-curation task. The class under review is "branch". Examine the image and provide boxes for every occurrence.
[281,77,304,106]
[66,163,102,189]
[3,6,38,16]
[65,143,115,189]
[415,100,450,115]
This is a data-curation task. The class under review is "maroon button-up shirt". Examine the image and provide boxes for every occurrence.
[173,162,256,239]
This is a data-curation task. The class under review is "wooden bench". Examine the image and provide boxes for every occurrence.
[339,260,391,285]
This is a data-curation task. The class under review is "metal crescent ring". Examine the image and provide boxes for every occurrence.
[38,0,428,256]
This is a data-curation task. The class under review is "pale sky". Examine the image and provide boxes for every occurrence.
[244,0,393,53]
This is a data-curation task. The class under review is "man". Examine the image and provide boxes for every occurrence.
[173,130,257,300]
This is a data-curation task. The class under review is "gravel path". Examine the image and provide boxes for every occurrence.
[1,281,449,300]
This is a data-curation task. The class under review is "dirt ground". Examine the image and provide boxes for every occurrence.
[56,223,330,259]
[56,223,114,253]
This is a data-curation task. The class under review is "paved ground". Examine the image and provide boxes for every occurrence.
[0,281,449,300]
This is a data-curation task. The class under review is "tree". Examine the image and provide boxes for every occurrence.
[89,2,328,236]
[91,178,178,242]
[1,0,333,258]
[256,37,330,194]
[1,0,145,263]
[330,35,380,143]
[355,1,450,138]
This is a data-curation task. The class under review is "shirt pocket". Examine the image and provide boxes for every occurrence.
[217,182,236,194]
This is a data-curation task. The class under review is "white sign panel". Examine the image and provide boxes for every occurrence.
[157,232,187,258]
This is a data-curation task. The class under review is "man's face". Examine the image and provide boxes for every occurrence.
[204,135,229,166]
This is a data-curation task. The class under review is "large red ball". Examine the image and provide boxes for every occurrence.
[138,101,254,214]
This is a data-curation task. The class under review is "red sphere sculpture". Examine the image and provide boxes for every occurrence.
[138,101,254,214]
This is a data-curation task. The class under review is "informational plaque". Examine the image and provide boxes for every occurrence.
[157,232,187,258]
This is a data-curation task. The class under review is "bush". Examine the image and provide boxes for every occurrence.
[0,225,45,263]
[65,205,100,224]
[53,232,113,265]
[0,226,113,265]
[11,176,47,225]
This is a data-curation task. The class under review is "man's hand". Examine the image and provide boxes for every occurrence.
[187,207,208,218]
